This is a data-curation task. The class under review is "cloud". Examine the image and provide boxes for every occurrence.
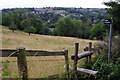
[0,0,111,9]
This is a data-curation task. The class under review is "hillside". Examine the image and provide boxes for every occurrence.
[1,26,98,78]
[2,26,97,54]
[2,7,107,40]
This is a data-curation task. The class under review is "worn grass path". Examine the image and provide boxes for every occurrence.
[1,26,98,78]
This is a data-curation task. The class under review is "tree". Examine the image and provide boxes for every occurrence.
[81,19,92,39]
[72,18,82,37]
[91,21,105,40]
[55,17,83,37]
[0,11,2,25]
[24,26,36,35]
[104,1,120,34]
[13,9,28,30]
[21,18,31,30]
[31,18,45,34]
[2,13,12,26]
[9,23,17,32]
[43,27,50,35]
[55,17,72,36]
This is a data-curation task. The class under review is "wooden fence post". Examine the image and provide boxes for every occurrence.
[74,42,79,78]
[17,47,28,80]
[64,49,69,78]
[88,42,92,64]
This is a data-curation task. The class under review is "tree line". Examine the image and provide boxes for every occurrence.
[2,1,120,39]
[2,8,49,35]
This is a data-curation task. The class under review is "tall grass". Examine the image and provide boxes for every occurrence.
[1,26,98,78]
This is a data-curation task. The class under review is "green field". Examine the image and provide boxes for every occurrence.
[1,26,98,78]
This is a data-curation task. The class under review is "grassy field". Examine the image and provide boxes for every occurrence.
[1,26,98,78]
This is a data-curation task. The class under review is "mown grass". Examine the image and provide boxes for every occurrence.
[1,26,98,78]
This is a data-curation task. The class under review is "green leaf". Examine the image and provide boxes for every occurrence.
[11,73,19,77]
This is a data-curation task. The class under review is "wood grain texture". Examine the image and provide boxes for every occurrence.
[71,51,93,60]
[0,49,65,57]
[69,66,98,76]
[17,47,28,80]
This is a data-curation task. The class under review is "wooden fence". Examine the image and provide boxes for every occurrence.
[1,42,99,79]
[70,42,98,78]
[0,48,69,80]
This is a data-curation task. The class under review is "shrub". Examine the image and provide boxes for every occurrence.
[72,35,120,80]
[92,54,120,80]
[94,35,120,61]
[91,35,120,80]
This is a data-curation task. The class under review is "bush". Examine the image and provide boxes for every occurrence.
[94,35,120,61]
[70,35,120,80]
[91,35,120,80]
[92,54,120,80]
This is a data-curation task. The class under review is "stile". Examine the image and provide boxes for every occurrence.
[70,42,98,78]
[71,51,93,60]
[69,66,98,76]
[17,47,28,80]
[88,42,92,64]
[74,42,79,78]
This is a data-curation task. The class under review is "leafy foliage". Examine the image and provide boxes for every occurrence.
[2,61,19,78]
[92,54,120,80]
[2,7,107,39]
[91,35,120,79]
[2,8,49,35]
[24,26,36,35]
[63,35,120,79]
[91,21,106,40]
[104,1,120,34]
[55,17,83,37]
[94,35,120,61]
[9,22,17,32]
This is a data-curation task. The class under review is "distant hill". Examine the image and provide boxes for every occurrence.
[2,7,107,28]
[2,7,107,40]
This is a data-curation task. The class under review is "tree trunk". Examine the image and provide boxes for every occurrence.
[12,30,14,32]
[29,33,30,35]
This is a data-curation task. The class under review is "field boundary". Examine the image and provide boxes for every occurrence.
[69,42,98,79]
[0,48,69,80]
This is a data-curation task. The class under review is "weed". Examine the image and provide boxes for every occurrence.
[1,61,19,79]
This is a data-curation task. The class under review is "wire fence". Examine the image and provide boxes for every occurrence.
[1,54,66,78]
[1,58,65,63]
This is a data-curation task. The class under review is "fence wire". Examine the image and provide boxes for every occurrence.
[1,58,65,63]
[1,56,66,78]
[1,50,67,78]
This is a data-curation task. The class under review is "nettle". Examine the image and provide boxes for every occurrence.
[1,61,19,79]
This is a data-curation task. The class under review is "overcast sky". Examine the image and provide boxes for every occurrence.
[0,0,113,10]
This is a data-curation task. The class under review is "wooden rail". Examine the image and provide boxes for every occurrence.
[1,49,65,57]
[71,51,93,60]
[69,66,98,76]
[71,42,98,77]
[0,48,69,80]
[1,42,98,79]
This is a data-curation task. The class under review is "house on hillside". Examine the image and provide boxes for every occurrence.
[34,7,53,14]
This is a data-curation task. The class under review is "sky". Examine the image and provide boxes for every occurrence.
[0,0,114,10]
